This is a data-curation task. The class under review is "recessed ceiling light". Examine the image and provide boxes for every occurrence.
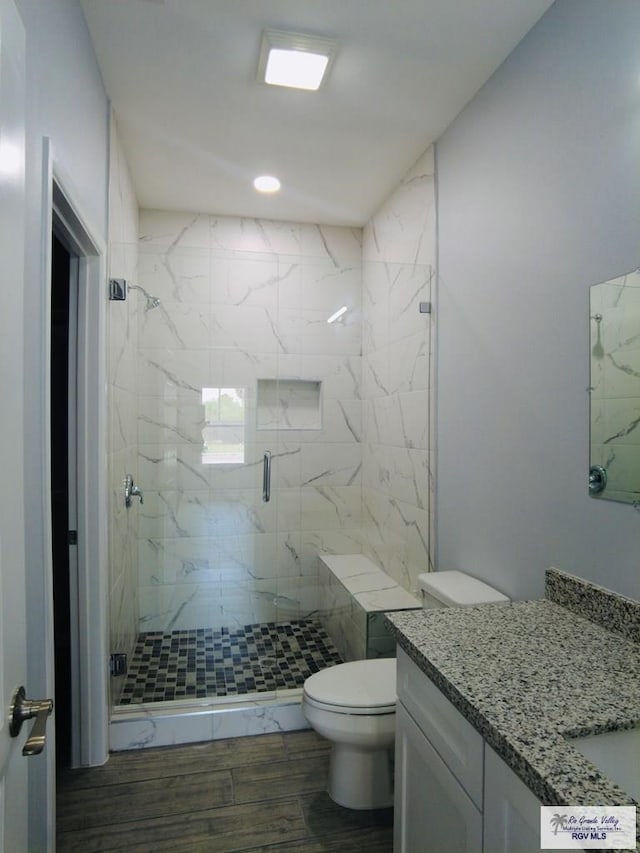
[258,29,338,92]
[253,175,281,193]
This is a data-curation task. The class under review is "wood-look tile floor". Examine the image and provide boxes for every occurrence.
[56,730,393,852]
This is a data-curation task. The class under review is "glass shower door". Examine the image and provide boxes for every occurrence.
[184,247,283,699]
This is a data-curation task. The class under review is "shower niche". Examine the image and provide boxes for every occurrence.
[256,378,322,431]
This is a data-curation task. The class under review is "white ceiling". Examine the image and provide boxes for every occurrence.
[80,0,554,227]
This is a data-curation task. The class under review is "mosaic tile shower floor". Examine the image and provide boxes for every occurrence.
[118,619,343,705]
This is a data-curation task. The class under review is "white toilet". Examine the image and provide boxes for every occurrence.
[302,570,509,810]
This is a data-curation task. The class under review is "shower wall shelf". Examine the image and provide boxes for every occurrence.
[256,378,322,431]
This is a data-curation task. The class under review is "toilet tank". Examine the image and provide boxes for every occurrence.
[417,570,510,609]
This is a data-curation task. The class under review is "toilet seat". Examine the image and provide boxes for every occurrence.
[303,693,395,715]
[303,658,396,716]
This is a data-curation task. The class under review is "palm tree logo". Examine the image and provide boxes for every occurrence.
[550,814,568,835]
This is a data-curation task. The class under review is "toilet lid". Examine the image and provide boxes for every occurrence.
[304,659,396,711]
[417,570,510,606]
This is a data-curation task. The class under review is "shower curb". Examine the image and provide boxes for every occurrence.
[109,691,308,751]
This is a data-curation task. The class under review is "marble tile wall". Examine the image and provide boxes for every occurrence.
[318,559,367,662]
[134,210,364,631]
[317,554,421,661]
[590,268,640,502]
[107,114,140,705]
[361,146,436,595]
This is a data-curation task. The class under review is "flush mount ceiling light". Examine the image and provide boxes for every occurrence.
[253,175,281,193]
[258,29,338,91]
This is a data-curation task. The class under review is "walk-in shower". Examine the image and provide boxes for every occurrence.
[106,209,432,744]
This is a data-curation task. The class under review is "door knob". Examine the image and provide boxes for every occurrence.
[9,686,54,756]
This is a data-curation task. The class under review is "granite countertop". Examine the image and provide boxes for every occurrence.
[385,569,640,821]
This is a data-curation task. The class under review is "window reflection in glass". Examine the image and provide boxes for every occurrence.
[202,387,245,464]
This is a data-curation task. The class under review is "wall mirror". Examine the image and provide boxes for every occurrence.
[589,267,640,504]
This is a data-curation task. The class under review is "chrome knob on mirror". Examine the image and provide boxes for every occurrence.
[589,465,607,496]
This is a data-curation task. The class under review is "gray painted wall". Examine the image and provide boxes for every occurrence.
[435,0,640,601]
[17,0,109,237]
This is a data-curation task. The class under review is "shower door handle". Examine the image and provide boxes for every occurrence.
[263,451,272,503]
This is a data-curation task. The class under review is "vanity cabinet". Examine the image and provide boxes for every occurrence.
[484,745,563,853]
[395,703,483,853]
[395,648,483,853]
[395,648,560,853]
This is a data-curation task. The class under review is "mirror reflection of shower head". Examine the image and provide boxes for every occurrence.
[591,313,604,359]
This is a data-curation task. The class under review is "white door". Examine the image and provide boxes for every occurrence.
[0,1,37,850]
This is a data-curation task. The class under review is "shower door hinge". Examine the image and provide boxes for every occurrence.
[67,530,77,545]
[110,653,128,677]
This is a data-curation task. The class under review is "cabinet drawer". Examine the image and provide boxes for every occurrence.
[396,646,484,808]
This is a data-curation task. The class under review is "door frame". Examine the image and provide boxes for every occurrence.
[52,152,109,770]
[35,137,109,776]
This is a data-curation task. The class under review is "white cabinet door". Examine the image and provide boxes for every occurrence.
[484,745,565,853]
[395,703,483,853]
[396,647,484,808]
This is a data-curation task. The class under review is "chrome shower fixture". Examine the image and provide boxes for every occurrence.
[124,283,162,311]
[145,294,161,311]
[109,278,127,301]
[591,313,604,359]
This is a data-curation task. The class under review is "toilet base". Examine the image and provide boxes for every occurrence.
[327,742,394,810]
